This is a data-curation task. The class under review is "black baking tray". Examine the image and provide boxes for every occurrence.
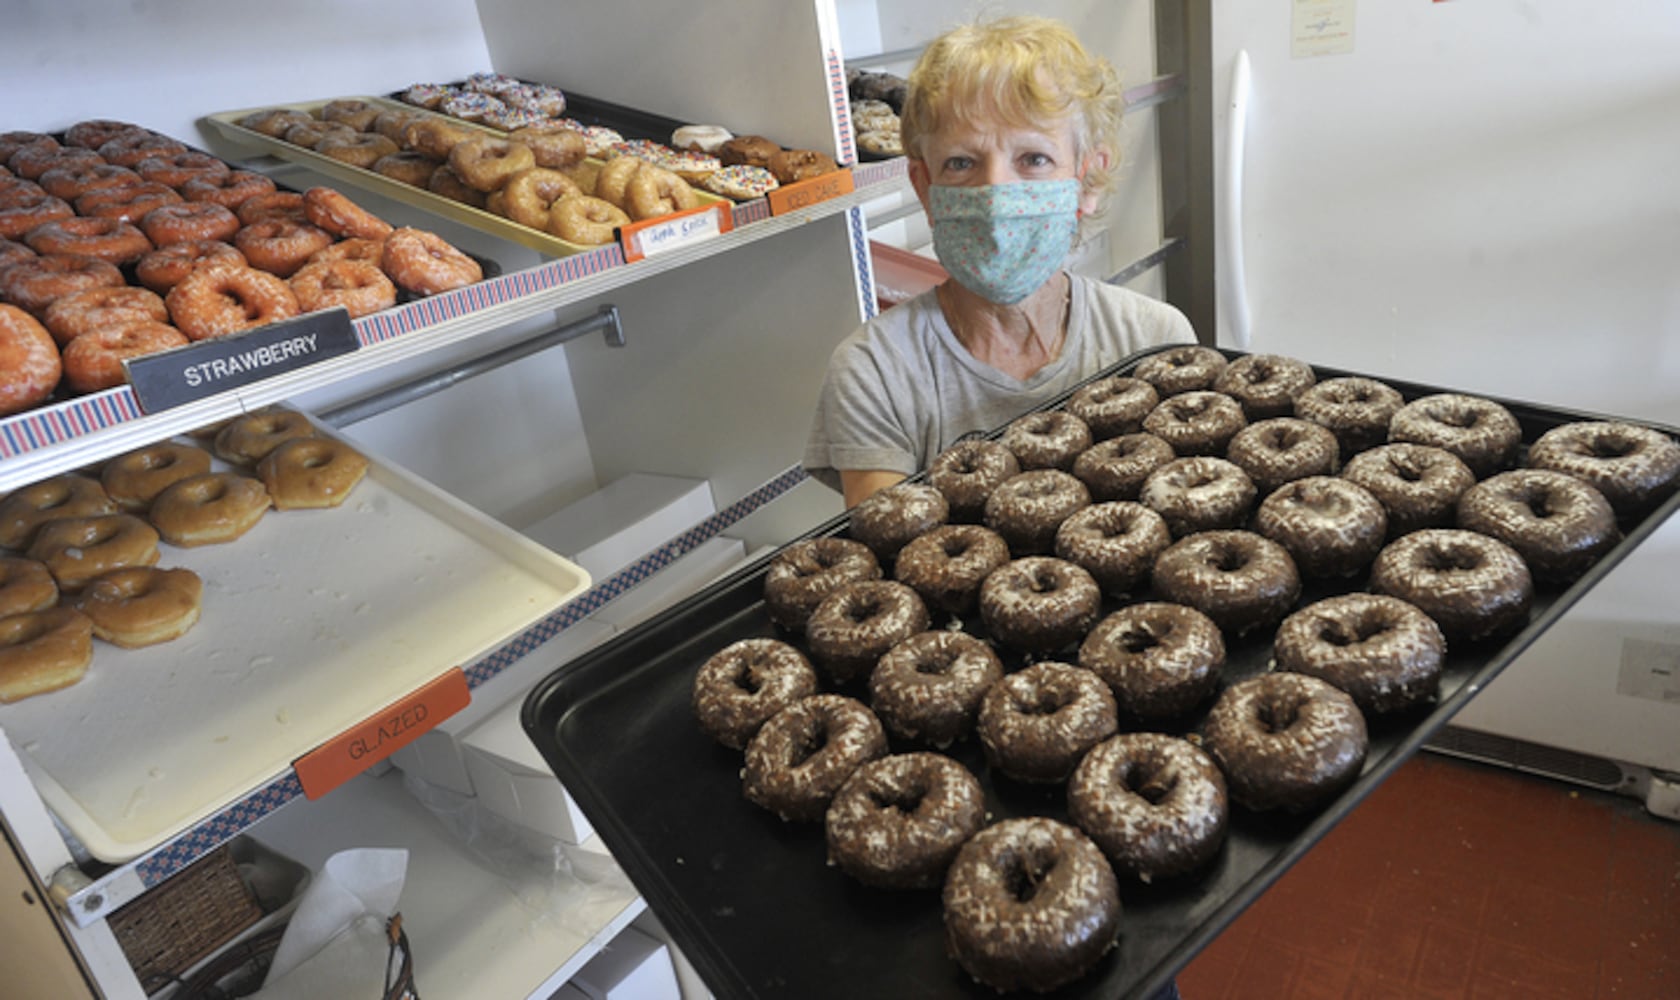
[524,347,1680,1000]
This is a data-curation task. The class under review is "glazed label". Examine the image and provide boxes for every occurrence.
[293,668,472,800]
[767,168,856,217]
[126,307,360,413]
[619,203,734,263]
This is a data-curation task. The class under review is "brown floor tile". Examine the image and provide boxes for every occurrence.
[1468,936,1599,999]
[1480,876,1608,969]
[1414,921,1479,995]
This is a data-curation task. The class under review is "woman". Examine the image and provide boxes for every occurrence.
[804,15,1196,507]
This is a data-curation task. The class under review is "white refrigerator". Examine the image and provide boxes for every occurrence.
[1210,0,1680,817]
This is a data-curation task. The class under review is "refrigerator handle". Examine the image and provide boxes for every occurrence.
[1219,49,1253,350]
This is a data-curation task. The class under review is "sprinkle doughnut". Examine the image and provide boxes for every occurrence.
[718,135,781,169]
[1225,417,1339,496]
[1152,529,1301,636]
[315,132,399,169]
[2,253,124,315]
[624,165,698,221]
[762,537,882,631]
[1078,601,1225,722]
[61,321,189,392]
[0,474,117,550]
[237,109,314,138]
[38,162,141,201]
[849,481,948,563]
[288,258,396,319]
[978,556,1103,654]
[742,693,887,822]
[1139,456,1257,537]
[235,191,307,226]
[701,165,779,201]
[0,304,61,416]
[498,167,581,229]
[1002,410,1093,471]
[97,133,186,169]
[805,579,930,683]
[691,638,818,750]
[24,217,152,266]
[1065,375,1159,439]
[135,240,246,294]
[181,169,276,210]
[546,195,628,246]
[139,202,240,247]
[983,469,1092,556]
[1295,376,1405,456]
[101,442,213,511]
[1370,528,1534,641]
[1342,443,1477,536]
[768,148,838,184]
[148,472,271,547]
[1457,469,1619,585]
[135,151,228,188]
[447,136,535,193]
[1388,393,1522,478]
[382,227,482,294]
[1254,476,1388,579]
[927,439,1020,522]
[64,120,145,150]
[213,408,315,464]
[1072,432,1176,502]
[256,437,370,509]
[166,265,300,340]
[0,557,57,618]
[27,513,160,591]
[868,630,1003,746]
[1202,673,1368,813]
[825,752,984,889]
[509,126,586,170]
[73,565,203,648]
[1054,501,1173,598]
[1526,421,1680,519]
[0,191,74,240]
[301,187,394,241]
[75,181,182,223]
[1213,353,1317,420]
[401,83,454,109]
[1275,593,1445,714]
[1143,390,1247,456]
[892,523,1010,616]
[234,219,334,278]
[1069,732,1229,881]
[978,661,1117,783]
[0,608,94,704]
[1134,344,1228,396]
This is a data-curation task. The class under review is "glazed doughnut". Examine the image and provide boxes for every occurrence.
[762,536,882,631]
[371,151,438,187]
[1142,390,1247,456]
[927,438,1020,522]
[1389,393,1522,478]
[624,164,698,221]
[591,156,642,210]
[892,523,1010,616]
[1065,376,1159,440]
[0,474,117,549]
[1342,443,1477,537]
[1151,530,1301,636]
[97,133,186,168]
[497,167,581,229]
[403,118,476,161]
[768,148,838,185]
[1072,432,1176,502]
[301,187,394,241]
[0,132,58,163]
[235,191,307,226]
[0,304,61,416]
[701,164,779,201]
[38,162,141,201]
[1139,456,1257,536]
[1213,353,1318,420]
[213,408,316,464]
[236,109,314,138]
[1054,501,1173,598]
[61,321,189,392]
[848,481,948,563]
[256,436,370,509]
[0,236,34,270]
[1134,344,1228,396]
[148,472,271,547]
[691,637,818,749]
[371,110,421,144]
[0,557,57,618]
[75,181,182,224]
[65,120,146,150]
[983,469,1092,556]
[978,661,1117,783]
[321,99,381,131]
[1069,732,1229,881]
[306,237,384,266]
[381,227,482,294]
[0,191,74,241]
[1254,476,1388,579]
[447,136,535,193]
[289,258,396,319]
[978,556,1102,654]
[234,219,334,278]
[546,195,628,247]
[1526,421,1680,519]
[0,608,94,704]
[805,579,930,683]
[1295,376,1406,457]
[282,120,354,150]
[0,176,48,207]
[135,151,228,188]
[24,217,152,267]
[1457,469,1619,585]
[1274,594,1445,714]
[73,566,203,648]
[1002,410,1093,471]
[742,693,887,822]
[1369,528,1534,642]
[868,630,1003,746]
[314,132,399,169]
[166,265,300,340]
[181,169,276,210]
[134,240,246,294]
[2,253,124,315]
[942,817,1121,993]
[139,203,240,247]
[427,165,488,207]
[1225,417,1339,496]
[101,442,213,511]
[11,145,103,181]
[509,126,587,170]
[825,752,984,889]
[27,513,160,592]
[1078,601,1224,722]
[718,135,781,169]
[1202,673,1368,813]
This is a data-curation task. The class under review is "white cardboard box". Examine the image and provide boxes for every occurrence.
[523,474,715,582]
[570,926,682,1000]
[460,690,596,843]
[589,536,748,631]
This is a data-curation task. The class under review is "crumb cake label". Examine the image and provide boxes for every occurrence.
[294,668,471,799]
[126,307,360,413]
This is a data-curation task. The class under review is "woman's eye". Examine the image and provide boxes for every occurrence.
[943,156,974,172]
[1021,152,1053,169]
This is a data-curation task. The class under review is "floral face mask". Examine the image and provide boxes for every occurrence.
[927,180,1081,305]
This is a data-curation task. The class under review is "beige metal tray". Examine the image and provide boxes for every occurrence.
[0,416,590,862]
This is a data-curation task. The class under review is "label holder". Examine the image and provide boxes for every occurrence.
[619,202,734,263]
[766,167,855,217]
[125,307,360,414]
[292,668,472,800]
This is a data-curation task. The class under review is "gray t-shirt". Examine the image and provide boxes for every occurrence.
[803,274,1196,491]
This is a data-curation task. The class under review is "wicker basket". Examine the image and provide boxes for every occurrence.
[109,844,264,991]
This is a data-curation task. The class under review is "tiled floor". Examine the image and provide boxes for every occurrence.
[1176,753,1680,999]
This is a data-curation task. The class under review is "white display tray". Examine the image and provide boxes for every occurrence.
[0,418,590,862]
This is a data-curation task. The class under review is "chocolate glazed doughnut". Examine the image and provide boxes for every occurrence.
[1001,410,1093,471]
[825,752,984,889]
[978,556,1103,654]
[928,439,1020,522]
[1134,344,1228,397]
[1213,353,1317,420]
[1388,393,1522,479]
[848,481,948,563]
[983,469,1091,556]
[805,579,930,683]
[1274,594,1445,714]
[1457,469,1619,585]
[743,694,887,822]
[1054,501,1173,598]
[762,537,881,631]
[1072,432,1175,502]
[1202,673,1368,813]
[1078,602,1226,722]
[1254,476,1388,579]
[1151,530,1302,637]
[1342,443,1476,537]
[977,661,1118,783]
[1142,390,1248,456]
[1369,528,1534,642]
[1295,376,1405,457]
[1139,457,1257,537]
[1225,417,1339,497]
[1069,733,1229,881]
[1064,375,1159,440]
[1526,420,1680,519]
[892,523,1010,616]
[691,638,819,749]
[869,630,1003,746]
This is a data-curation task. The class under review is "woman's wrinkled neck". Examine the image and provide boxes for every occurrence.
[937,271,1072,380]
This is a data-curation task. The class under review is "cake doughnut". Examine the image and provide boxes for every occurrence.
[768,149,839,185]
[0,474,117,550]
[315,132,400,169]
[180,169,277,211]
[148,472,271,547]
[61,321,189,392]
[624,164,698,221]
[64,120,145,150]
[27,513,160,591]
[288,258,397,319]
[1152,530,1301,636]
[101,442,213,511]
[942,817,1121,993]
[1139,457,1257,537]
[1134,344,1227,397]
[235,191,307,226]
[38,162,141,202]
[0,303,60,416]
[1389,393,1522,478]
[0,191,74,241]
[691,637,818,750]
[718,135,781,169]
[497,168,581,228]
[1225,417,1339,496]
[1457,469,1619,585]
[24,217,153,267]
[1369,528,1534,642]
[135,151,228,188]
[1072,433,1175,502]
[1069,733,1229,881]
[72,565,203,648]
[868,630,1003,746]
[1078,602,1225,722]
[0,556,57,617]
[281,122,359,150]
[1054,502,1171,600]
[139,203,240,247]
[826,752,984,889]
[1295,376,1405,457]
[1274,594,1445,714]
[1142,390,1247,457]
[983,469,1091,556]
[255,437,370,509]
[213,408,316,464]
[75,181,182,224]
[1342,443,1477,537]
[742,694,887,822]
[546,195,628,246]
[805,579,930,683]
[237,109,313,138]
[1202,673,1367,813]
[977,556,1102,654]
[762,537,881,631]
[509,126,587,170]
[3,253,125,316]
[0,608,94,704]
[300,187,394,242]
[381,227,482,294]
[1526,421,1680,519]
[166,265,300,340]
[892,524,1009,616]
[1213,353,1318,420]
[849,481,948,563]
[135,240,246,294]
[927,439,1020,522]
[234,219,334,278]
[1002,410,1093,471]
[1254,476,1388,579]
[448,136,536,193]
[1065,376,1159,439]
[978,661,1117,783]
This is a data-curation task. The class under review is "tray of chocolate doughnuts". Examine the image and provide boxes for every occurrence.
[523,345,1680,999]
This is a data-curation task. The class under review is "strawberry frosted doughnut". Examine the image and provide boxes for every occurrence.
[181,169,277,210]
[235,191,306,225]
[136,151,228,188]
[62,321,189,392]
[166,266,300,340]
[2,254,125,315]
[0,304,60,416]
[75,181,181,223]
[135,240,246,294]
[289,258,396,319]
[38,162,141,201]
[234,219,333,277]
[381,227,482,294]
[42,286,168,346]
[0,192,74,240]
[24,217,152,266]
[140,202,240,246]
[301,187,394,241]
